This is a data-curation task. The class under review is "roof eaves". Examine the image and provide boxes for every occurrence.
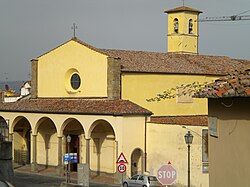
[34,38,73,60]
[164,6,203,14]
[121,70,227,76]
[32,37,120,61]
[0,109,152,116]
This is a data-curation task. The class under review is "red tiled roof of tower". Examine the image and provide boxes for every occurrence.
[164,6,203,14]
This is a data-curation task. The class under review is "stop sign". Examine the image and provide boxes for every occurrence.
[157,163,177,185]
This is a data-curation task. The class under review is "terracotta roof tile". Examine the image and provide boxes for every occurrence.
[150,115,208,126]
[73,38,250,75]
[36,38,250,76]
[164,6,203,14]
[0,99,152,116]
[195,69,250,98]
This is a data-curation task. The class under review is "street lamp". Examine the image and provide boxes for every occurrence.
[184,131,193,187]
[66,135,71,183]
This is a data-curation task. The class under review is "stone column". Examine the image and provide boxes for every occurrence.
[86,139,90,165]
[78,135,82,164]
[9,133,14,163]
[57,136,63,176]
[9,133,13,142]
[31,135,38,172]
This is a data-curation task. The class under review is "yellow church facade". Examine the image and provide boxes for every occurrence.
[0,6,249,187]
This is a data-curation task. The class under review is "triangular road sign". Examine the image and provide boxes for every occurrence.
[116,152,128,164]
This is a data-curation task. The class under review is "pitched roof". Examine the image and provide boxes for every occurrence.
[73,38,250,75]
[34,37,250,76]
[164,6,203,14]
[150,115,208,126]
[0,99,152,116]
[194,69,250,98]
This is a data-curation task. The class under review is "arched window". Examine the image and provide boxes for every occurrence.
[174,18,179,33]
[189,19,193,34]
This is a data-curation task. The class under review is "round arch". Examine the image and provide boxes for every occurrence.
[34,117,57,135]
[89,119,116,174]
[60,118,85,137]
[35,117,58,167]
[131,148,144,176]
[61,118,85,172]
[88,119,116,139]
[12,116,32,165]
[11,116,32,134]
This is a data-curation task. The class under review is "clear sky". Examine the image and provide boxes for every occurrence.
[0,0,250,81]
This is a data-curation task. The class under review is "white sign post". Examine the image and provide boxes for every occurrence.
[116,152,128,185]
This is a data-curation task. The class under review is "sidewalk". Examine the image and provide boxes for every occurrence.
[13,164,120,186]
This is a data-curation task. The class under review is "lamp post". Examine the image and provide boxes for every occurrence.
[184,131,193,187]
[66,135,71,183]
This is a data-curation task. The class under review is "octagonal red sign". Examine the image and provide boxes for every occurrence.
[156,163,177,185]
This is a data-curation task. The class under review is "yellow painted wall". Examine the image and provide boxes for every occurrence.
[167,12,199,54]
[37,40,108,98]
[37,132,58,166]
[90,137,116,173]
[168,35,198,54]
[13,132,25,163]
[147,123,208,187]
[122,116,145,176]
[122,73,218,116]
[208,98,250,187]
[13,132,23,151]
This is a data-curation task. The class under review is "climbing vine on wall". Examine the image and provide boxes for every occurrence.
[146,81,208,102]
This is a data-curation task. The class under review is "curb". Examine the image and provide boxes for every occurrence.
[14,169,120,187]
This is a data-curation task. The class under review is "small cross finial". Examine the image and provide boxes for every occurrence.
[182,0,185,6]
[71,23,78,37]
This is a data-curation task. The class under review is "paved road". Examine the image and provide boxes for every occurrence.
[14,172,120,187]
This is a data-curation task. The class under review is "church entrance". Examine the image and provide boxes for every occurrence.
[63,118,84,172]
[68,135,79,172]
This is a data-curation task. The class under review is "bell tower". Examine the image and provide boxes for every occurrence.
[165,6,202,54]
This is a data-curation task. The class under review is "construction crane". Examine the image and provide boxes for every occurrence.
[198,10,250,22]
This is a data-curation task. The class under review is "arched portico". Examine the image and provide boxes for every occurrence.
[62,118,85,171]
[131,148,144,176]
[36,117,58,167]
[89,119,116,175]
[12,116,32,165]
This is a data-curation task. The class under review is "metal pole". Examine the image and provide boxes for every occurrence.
[67,139,71,183]
[188,144,190,187]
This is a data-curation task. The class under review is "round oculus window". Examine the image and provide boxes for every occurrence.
[70,73,81,90]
